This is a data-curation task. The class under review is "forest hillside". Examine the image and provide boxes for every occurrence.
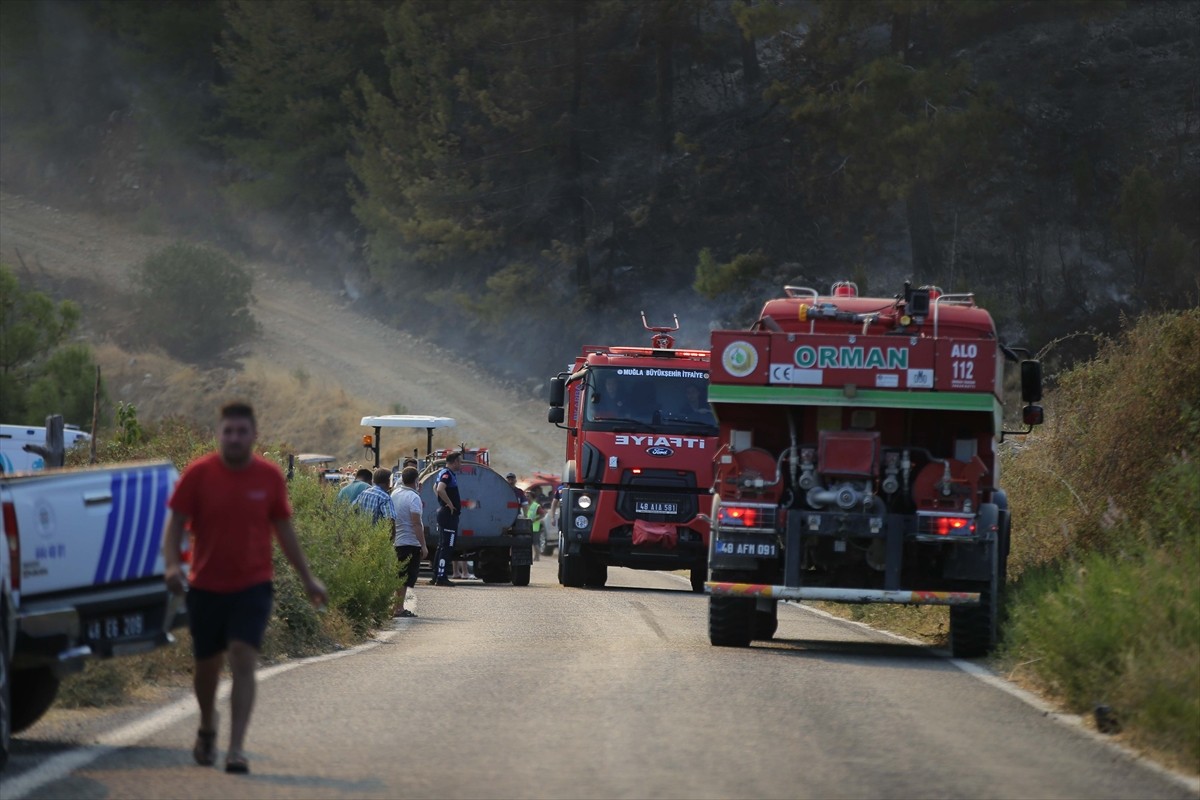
[1,0,1196,385]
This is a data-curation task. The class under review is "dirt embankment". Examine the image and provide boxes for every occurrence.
[0,191,561,477]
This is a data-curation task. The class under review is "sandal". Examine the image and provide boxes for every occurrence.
[225,753,250,774]
[193,729,217,766]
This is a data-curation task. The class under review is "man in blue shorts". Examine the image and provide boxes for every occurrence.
[163,401,327,775]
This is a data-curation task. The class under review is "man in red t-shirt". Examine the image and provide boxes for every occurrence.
[163,401,327,775]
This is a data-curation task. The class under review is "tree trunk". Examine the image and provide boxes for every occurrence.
[906,179,941,282]
[569,2,591,292]
[655,23,675,154]
[738,2,760,92]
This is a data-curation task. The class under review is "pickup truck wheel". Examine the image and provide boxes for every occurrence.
[709,595,754,647]
[11,667,59,734]
[510,564,531,586]
[690,565,707,593]
[949,504,1002,658]
[0,622,10,770]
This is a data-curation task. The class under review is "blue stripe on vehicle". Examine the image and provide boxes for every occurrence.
[108,470,139,582]
[140,466,170,577]
[93,472,124,584]
[124,469,154,580]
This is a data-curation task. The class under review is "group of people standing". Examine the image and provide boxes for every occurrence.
[337,451,466,600]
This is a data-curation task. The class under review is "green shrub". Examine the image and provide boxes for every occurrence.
[286,472,400,636]
[130,242,260,363]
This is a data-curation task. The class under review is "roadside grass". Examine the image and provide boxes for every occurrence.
[90,342,418,467]
[1000,458,1200,773]
[812,603,947,645]
[999,311,1199,771]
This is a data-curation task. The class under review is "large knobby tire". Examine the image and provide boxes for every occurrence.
[0,621,11,770]
[476,550,512,584]
[690,565,707,594]
[560,547,586,588]
[584,558,608,588]
[709,596,754,647]
[752,599,779,641]
[510,564,531,587]
[949,504,1002,658]
[11,667,59,734]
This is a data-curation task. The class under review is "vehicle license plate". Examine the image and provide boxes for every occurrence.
[84,611,147,642]
[636,500,678,515]
[714,534,778,558]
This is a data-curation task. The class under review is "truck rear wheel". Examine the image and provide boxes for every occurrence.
[752,600,778,641]
[709,596,754,647]
[510,564,531,586]
[11,667,59,734]
[950,505,1002,658]
[476,550,512,583]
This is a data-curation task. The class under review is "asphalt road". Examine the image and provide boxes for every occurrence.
[6,561,1196,800]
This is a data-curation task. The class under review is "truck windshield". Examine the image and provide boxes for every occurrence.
[582,366,717,434]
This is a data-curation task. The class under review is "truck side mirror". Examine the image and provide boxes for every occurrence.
[1022,404,1044,426]
[548,407,565,424]
[548,376,565,408]
[1020,360,1043,403]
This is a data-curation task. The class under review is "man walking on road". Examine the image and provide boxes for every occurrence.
[431,451,463,586]
[390,465,428,616]
[162,401,327,775]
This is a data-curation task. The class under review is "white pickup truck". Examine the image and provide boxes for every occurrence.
[1,460,184,769]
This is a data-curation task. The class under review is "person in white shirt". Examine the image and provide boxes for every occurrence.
[389,466,429,617]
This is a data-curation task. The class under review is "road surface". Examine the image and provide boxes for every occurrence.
[7,562,1195,799]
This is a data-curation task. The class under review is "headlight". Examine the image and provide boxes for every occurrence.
[577,494,592,510]
[574,515,590,530]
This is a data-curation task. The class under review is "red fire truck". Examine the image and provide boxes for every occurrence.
[705,282,1043,656]
[547,315,717,592]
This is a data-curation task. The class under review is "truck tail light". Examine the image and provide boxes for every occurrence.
[3,500,19,592]
[934,516,974,536]
[720,506,758,528]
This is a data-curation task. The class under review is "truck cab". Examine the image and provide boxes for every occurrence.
[548,316,717,591]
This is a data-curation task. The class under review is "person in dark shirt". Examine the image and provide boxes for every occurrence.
[430,451,462,586]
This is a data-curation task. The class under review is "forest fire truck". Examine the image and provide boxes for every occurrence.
[547,315,717,592]
[705,282,1044,656]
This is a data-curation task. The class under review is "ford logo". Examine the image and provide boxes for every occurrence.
[646,446,674,457]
